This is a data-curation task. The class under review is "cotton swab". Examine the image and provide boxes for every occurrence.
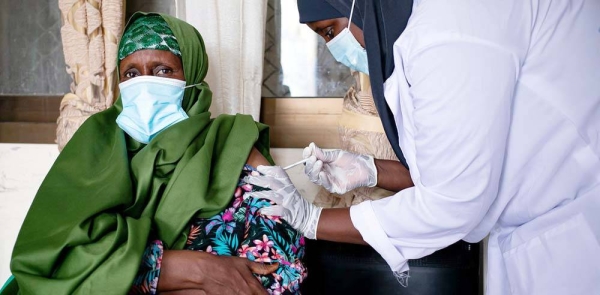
[283,158,309,170]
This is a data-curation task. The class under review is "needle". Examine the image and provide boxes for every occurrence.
[283,158,309,170]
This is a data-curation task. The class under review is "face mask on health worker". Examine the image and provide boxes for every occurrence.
[326,0,369,75]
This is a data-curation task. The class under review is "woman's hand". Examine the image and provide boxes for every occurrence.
[157,250,278,294]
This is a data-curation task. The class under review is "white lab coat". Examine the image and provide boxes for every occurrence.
[349,0,600,294]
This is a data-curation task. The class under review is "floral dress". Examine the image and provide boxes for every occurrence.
[130,165,307,294]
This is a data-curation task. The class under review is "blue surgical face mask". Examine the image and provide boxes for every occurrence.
[326,0,369,75]
[116,76,194,144]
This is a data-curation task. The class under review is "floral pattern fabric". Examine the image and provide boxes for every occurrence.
[130,240,163,295]
[131,165,306,294]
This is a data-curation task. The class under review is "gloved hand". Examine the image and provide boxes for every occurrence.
[244,166,322,240]
[303,142,377,194]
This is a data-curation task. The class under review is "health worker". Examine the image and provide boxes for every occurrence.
[246,0,600,294]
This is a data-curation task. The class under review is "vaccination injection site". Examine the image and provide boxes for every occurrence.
[0,0,599,294]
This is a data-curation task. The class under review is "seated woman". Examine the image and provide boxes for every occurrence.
[5,13,305,295]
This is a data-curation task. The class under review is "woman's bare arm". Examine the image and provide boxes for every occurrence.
[374,159,413,192]
[316,208,367,244]
[315,160,412,244]
[246,147,271,167]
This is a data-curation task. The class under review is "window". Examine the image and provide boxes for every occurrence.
[0,0,70,95]
[0,0,70,143]
[262,0,353,98]
[261,0,351,148]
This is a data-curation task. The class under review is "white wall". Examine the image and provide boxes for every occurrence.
[0,144,59,283]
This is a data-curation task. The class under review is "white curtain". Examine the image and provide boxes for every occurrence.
[184,0,267,120]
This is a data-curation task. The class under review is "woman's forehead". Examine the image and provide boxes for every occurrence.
[121,49,181,63]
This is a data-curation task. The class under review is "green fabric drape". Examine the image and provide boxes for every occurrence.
[5,12,272,294]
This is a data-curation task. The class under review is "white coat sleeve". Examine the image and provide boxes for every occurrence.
[350,39,519,272]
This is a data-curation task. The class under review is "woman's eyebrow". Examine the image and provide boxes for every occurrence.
[148,60,175,68]
[119,63,137,73]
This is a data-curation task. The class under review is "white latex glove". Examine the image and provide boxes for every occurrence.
[244,166,322,240]
[303,142,377,194]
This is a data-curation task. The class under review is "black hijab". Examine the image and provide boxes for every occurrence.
[297,0,413,168]
[297,0,343,23]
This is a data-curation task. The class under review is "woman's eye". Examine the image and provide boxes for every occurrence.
[325,27,335,40]
[156,68,173,76]
[120,66,140,81]
[124,71,138,78]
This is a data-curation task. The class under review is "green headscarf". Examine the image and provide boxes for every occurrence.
[118,15,181,60]
[6,12,272,294]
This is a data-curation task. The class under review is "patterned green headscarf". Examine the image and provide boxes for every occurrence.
[118,15,181,60]
[6,12,272,295]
